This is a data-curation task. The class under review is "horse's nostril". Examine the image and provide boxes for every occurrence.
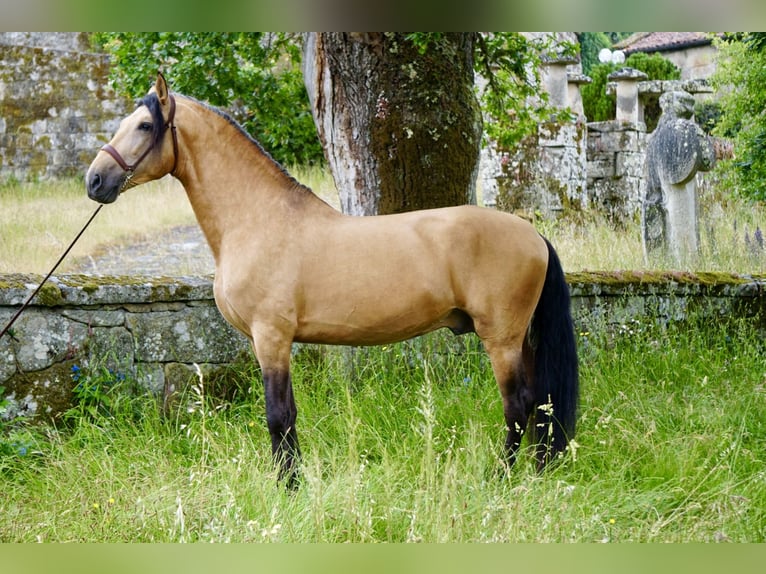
[88,173,102,193]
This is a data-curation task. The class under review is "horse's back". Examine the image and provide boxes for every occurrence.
[392,205,548,294]
[323,204,547,286]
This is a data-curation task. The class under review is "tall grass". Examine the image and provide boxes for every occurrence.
[0,176,197,274]
[2,317,764,542]
[533,185,766,274]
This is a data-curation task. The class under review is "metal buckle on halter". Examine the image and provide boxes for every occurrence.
[120,170,135,193]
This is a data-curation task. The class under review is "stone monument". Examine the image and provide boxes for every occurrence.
[641,90,715,265]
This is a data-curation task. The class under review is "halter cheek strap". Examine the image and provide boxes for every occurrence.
[100,94,178,182]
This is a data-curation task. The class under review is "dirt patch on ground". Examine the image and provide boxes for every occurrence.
[71,224,215,276]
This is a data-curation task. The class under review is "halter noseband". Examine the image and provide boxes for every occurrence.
[100,94,178,190]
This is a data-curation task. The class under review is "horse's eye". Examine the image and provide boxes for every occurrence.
[138,122,153,132]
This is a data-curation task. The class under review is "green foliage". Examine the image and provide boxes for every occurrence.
[396,33,569,152]
[744,32,766,52]
[91,33,324,166]
[92,32,569,168]
[577,32,612,75]
[474,33,571,150]
[64,364,126,422]
[403,32,445,54]
[581,52,681,129]
[711,35,766,202]
[405,32,562,150]
[62,360,148,427]
[694,100,723,135]
[581,63,618,123]
[625,51,682,81]
[576,33,635,75]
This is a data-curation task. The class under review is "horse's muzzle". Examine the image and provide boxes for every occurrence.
[86,170,123,204]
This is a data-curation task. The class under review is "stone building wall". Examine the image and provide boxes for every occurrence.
[481,65,716,223]
[653,44,718,82]
[1,273,763,422]
[0,32,131,180]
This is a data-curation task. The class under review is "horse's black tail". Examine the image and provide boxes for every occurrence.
[528,237,579,467]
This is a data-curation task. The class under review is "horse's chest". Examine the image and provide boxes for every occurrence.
[212,279,253,339]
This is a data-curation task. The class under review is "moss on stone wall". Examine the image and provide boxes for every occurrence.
[0,274,214,308]
[567,270,764,286]
[0,40,130,180]
[495,120,587,219]
[567,271,766,285]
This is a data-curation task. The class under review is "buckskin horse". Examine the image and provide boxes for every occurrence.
[86,74,579,486]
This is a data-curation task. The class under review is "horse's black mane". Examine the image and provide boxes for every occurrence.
[138,92,167,150]
[138,92,308,193]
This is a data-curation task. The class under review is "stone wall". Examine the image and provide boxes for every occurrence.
[1,273,764,422]
[568,271,765,333]
[480,67,718,223]
[492,120,588,217]
[0,33,131,180]
[0,275,249,420]
[586,120,647,223]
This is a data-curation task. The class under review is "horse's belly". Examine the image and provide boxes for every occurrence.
[293,299,460,346]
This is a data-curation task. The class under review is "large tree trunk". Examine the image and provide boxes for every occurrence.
[303,32,482,215]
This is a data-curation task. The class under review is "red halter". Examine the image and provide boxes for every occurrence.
[100,94,178,187]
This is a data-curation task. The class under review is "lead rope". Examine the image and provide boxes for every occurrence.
[0,204,103,341]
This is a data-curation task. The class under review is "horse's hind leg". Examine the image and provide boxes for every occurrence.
[485,341,535,469]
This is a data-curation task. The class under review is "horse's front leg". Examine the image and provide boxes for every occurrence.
[252,332,301,488]
[263,367,301,487]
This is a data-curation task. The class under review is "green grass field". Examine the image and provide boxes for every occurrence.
[2,315,764,542]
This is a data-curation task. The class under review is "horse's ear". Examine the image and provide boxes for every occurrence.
[155,72,170,106]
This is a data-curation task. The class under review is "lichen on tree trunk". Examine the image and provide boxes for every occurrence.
[303,32,482,215]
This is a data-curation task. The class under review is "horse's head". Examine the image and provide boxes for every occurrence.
[86,73,178,204]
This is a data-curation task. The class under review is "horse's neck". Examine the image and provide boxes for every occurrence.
[173,101,334,261]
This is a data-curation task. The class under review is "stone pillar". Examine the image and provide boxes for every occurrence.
[490,54,588,218]
[567,73,592,117]
[541,55,580,110]
[609,67,648,125]
[642,90,716,265]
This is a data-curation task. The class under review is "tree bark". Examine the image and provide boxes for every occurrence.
[303,33,482,215]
